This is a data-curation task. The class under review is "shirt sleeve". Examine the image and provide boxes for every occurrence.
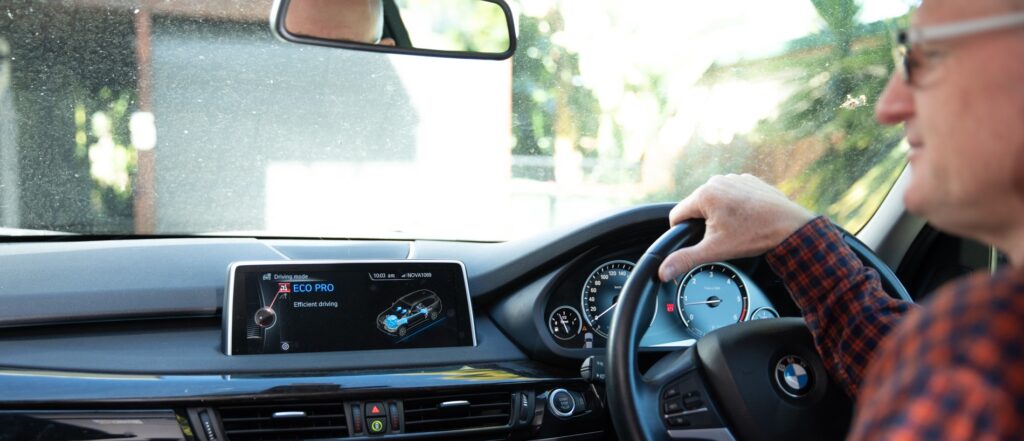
[765,216,917,398]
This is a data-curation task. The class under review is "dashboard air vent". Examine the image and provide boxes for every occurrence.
[217,401,347,441]
[402,391,513,433]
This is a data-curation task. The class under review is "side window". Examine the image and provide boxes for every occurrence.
[897,226,994,301]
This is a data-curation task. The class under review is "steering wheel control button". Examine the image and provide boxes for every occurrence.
[548,389,576,418]
[682,392,704,410]
[367,417,387,435]
[659,375,725,430]
[663,397,683,414]
[664,415,691,428]
[775,355,813,397]
[662,383,681,399]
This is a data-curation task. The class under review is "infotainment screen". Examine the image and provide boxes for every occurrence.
[224,261,475,355]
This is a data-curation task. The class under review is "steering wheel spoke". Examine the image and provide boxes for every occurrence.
[642,347,733,439]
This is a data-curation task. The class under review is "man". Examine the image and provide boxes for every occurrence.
[658,0,1024,438]
[284,0,397,46]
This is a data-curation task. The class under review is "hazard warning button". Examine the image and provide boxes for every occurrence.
[365,402,386,417]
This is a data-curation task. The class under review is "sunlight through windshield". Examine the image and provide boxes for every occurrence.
[0,0,910,240]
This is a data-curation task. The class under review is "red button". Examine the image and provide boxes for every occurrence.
[366,402,385,417]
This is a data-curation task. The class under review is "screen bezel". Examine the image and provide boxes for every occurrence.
[223,260,476,355]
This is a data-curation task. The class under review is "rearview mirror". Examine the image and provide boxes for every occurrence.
[270,0,517,60]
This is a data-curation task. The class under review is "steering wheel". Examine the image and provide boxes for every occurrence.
[605,220,912,441]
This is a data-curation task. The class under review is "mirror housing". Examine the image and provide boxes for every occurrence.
[270,0,517,60]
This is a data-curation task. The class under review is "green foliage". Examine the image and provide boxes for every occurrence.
[511,8,601,179]
[72,86,137,229]
[643,0,910,232]
[767,0,908,229]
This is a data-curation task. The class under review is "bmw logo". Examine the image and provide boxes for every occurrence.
[774,355,812,397]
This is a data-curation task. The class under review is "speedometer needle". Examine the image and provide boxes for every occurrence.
[685,299,722,306]
[593,302,618,321]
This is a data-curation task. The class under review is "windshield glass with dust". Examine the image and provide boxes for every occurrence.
[0,0,910,240]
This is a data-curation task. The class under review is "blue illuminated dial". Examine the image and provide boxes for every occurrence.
[676,263,748,337]
[580,260,635,338]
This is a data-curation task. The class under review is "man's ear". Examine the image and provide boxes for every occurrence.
[379,37,396,47]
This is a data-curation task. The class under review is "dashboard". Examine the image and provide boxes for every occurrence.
[0,204,802,441]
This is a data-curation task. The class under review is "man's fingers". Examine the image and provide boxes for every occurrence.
[659,241,719,282]
[668,191,704,227]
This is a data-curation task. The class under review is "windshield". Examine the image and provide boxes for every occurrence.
[0,0,909,241]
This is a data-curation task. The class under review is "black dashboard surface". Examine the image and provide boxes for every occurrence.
[0,203,810,441]
[0,204,678,375]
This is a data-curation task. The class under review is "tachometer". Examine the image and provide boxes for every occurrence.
[581,260,636,338]
[676,263,748,337]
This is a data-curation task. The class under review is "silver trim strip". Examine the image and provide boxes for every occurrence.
[439,400,470,408]
[667,427,736,441]
[272,411,306,419]
[650,339,696,348]
[680,407,708,416]
[224,259,476,355]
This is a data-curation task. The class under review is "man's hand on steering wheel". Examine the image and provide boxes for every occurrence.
[606,173,910,440]
[658,174,814,282]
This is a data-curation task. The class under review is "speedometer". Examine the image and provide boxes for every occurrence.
[581,261,634,337]
[676,263,748,337]
[581,260,639,338]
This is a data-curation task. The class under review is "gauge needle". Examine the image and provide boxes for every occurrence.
[593,302,618,321]
[559,315,568,331]
[685,299,722,306]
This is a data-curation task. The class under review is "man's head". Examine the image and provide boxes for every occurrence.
[285,0,396,46]
[875,0,1024,252]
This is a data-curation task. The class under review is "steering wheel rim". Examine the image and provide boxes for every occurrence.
[605,220,910,441]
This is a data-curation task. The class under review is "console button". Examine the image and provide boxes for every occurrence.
[366,402,386,417]
[548,389,576,417]
[367,417,387,434]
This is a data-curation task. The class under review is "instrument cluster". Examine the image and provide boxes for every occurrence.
[544,250,782,349]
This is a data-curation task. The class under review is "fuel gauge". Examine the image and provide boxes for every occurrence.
[549,306,582,341]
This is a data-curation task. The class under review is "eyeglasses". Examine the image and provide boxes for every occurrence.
[897,11,1024,86]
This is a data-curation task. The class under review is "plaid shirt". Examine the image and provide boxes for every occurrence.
[766,217,1022,440]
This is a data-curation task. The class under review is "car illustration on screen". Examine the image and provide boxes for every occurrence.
[377,289,444,337]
